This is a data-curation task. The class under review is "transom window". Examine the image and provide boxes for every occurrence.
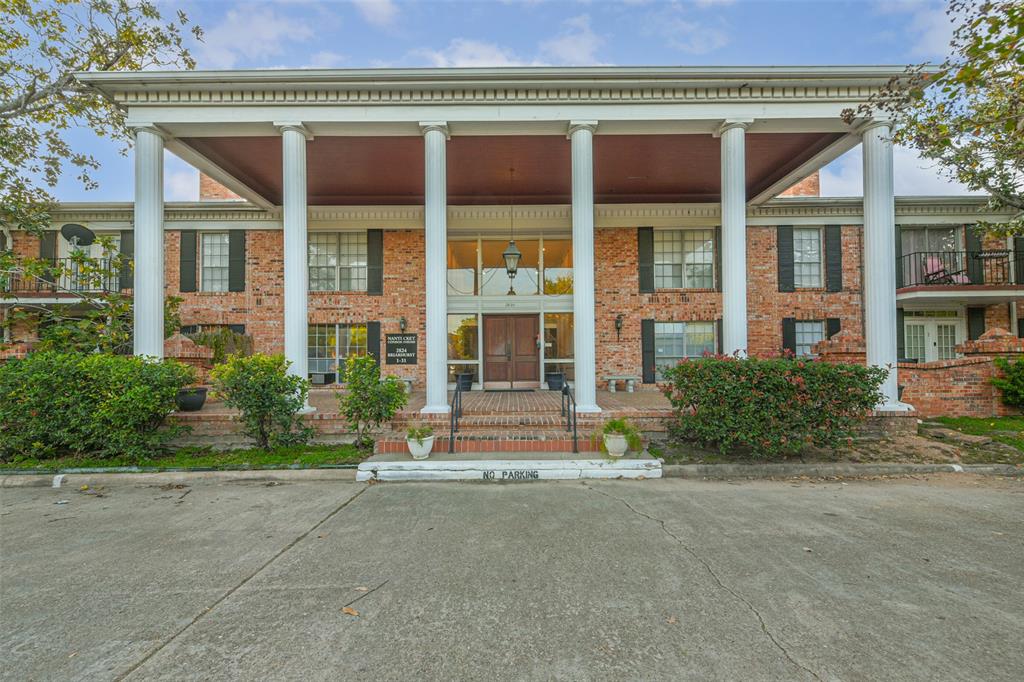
[795,320,825,357]
[308,323,368,376]
[200,233,230,292]
[654,229,715,289]
[308,232,367,292]
[446,236,572,296]
[654,321,716,379]
[793,228,822,289]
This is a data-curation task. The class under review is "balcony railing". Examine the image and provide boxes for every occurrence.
[897,250,1022,288]
[1,258,131,296]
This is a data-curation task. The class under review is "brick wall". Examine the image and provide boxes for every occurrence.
[778,171,820,197]
[593,224,864,382]
[199,173,241,201]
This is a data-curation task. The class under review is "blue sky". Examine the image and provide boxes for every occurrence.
[56,0,972,202]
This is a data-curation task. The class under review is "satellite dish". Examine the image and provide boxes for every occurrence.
[60,223,96,249]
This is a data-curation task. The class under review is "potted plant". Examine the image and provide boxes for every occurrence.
[175,385,208,412]
[406,424,435,460]
[601,418,642,457]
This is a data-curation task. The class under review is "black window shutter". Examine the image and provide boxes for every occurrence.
[1018,317,1024,339]
[781,317,797,355]
[0,231,7,251]
[638,227,654,293]
[119,230,134,290]
[1014,237,1024,284]
[39,231,57,283]
[825,225,842,292]
[366,321,381,365]
[641,319,656,383]
[777,226,794,292]
[897,309,906,360]
[228,231,246,292]
[967,306,986,340]
[367,229,383,295]
[895,226,904,288]
[713,226,722,292]
[966,226,984,284]
[715,318,723,354]
[826,318,841,339]
[179,230,197,292]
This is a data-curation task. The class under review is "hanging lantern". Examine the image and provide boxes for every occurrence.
[503,239,522,296]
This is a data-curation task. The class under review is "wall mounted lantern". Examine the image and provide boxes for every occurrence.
[615,314,624,340]
[399,316,407,333]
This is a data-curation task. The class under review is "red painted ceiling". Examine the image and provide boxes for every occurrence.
[180,132,842,206]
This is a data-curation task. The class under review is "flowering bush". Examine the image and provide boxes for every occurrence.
[660,356,886,457]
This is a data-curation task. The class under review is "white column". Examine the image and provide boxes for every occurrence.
[421,122,450,414]
[862,121,912,411]
[569,121,600,413]
[277,122,312,400]
[719,120,750,356]
[133,126,165,359]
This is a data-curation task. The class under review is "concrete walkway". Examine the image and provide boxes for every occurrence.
[2,475,1022,680]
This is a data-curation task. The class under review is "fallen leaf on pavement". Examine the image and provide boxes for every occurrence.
[342,607,360,617]
[666,616,678,625]
[354,586,369,592]
[803,547,813,553]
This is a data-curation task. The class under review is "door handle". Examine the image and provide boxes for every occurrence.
[506,341,512,360]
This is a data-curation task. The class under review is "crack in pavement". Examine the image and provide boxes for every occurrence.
[583,483,823,682]
[116,484,370,681]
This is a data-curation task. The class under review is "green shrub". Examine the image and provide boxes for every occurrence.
[188,326,253,365]
[338,355,408,448]
[406,423,434,444]
[661,356,886,457]
[991,356,1024,406]
[0,352,194,462]
[210,354,313,450]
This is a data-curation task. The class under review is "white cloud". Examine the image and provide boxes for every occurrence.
[307,51,347,68]
[164,152,198,202]
[539,14,606,65]
[819,144,979,197]
[642,5,729,55]
[873,1,954,59]
[414,39,531,68]
[198,8,314,69]
[352,0,398,28]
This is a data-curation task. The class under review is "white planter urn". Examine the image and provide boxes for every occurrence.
[603,433,628,457]
[406,435,435,460]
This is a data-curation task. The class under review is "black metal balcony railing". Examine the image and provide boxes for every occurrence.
[1,258,131,295]
[897,250,1022,288]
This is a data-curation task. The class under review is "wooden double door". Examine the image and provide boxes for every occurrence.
[482,314,540,389]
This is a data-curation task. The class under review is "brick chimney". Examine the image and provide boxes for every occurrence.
[778,170,820,197]
[199,172,242,201]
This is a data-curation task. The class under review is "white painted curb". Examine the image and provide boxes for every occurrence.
[356,458,662,482]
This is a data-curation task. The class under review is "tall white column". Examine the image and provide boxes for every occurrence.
[277,123,312,398]
[569,121,600,413]
[719,120,750,356]
[862,121,912,411]
[421,122,450,414]
[133,126,165,359]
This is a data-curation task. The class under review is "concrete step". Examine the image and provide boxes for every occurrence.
[375,432,598,454]
[357,452,662,482]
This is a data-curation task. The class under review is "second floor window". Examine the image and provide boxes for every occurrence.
[309,232,367,292]
[654,229,714,289]
[793,227,822,288]
[200,233,230,292]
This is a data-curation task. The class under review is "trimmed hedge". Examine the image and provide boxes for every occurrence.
[661,356,886,456]
[0,352,195,462]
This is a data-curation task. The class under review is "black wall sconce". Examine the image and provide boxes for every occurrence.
[399,316,407,333]
[615,314,624,340]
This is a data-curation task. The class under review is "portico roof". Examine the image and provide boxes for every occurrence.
[75,65,935,208]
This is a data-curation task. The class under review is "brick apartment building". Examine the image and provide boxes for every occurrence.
[1,66,1021,415]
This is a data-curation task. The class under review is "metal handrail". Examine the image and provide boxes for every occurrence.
[898,250,1018,288]
[560,384,579,454]
[448,381,464,454]
[1,257,130,294]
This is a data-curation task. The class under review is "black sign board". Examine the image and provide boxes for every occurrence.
[385,334,418,365]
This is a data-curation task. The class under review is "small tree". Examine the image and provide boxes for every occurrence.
[338,355,408,449]
[843,1,1023,236]
[210,354,313,450]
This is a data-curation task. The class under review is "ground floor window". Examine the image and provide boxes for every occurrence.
[654,321,715,380]
[795,320,825,357]
[308,323,367,377]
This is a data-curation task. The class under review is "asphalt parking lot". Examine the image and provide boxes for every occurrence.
[2,474,1022,680]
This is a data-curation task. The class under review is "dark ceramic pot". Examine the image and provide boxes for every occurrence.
[176,387,208,412]
[456,372,475,390]
[545,372,565,391]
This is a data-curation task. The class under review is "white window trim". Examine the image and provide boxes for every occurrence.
[793,226,823,289]
[654,227,716,291]
[308,230,368,293]
[794,319,825,358]
[198,231,230,293]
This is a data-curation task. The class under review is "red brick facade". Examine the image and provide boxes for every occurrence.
[778,171,820,197]
[199,174,241,201]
